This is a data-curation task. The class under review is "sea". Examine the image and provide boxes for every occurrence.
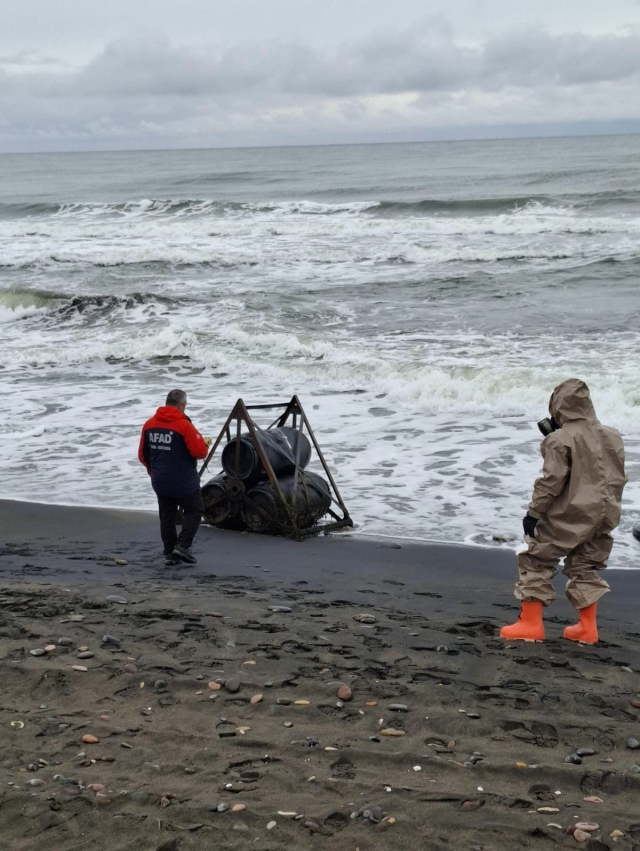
[1,135,639,567]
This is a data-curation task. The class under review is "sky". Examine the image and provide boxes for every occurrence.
[1,0,640,152]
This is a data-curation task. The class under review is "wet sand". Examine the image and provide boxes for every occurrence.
[1,499,639,850]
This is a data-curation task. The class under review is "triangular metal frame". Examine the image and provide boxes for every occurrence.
[199,395,353,540]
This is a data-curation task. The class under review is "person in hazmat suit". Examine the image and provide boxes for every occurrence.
[500,379,626,644]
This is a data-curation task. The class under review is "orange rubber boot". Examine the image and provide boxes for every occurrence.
[563,603,598,644]
[500,601,545,641]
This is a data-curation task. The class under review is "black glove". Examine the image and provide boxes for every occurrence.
[523,514,538,538]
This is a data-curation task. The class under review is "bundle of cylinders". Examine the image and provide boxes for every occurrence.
[202,426,331,535]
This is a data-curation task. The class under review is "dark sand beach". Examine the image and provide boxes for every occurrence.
[1,499,639,850]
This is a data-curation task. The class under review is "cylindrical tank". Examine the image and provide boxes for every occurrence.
[241,471,331,534]
[221,427,311,482]
[201,473,244,530]
[278,426,312,470]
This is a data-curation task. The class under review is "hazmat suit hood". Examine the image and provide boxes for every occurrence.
[549,379,596,426]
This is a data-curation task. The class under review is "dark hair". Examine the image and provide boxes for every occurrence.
[166,389,187,407]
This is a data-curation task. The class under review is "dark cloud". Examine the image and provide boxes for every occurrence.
[1,23,640,150]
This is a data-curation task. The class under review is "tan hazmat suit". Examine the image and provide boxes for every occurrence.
[516,379,626,609]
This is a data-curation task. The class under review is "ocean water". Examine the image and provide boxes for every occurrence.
[1,136,639,566]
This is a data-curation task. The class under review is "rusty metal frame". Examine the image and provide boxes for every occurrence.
[199,395,353,540]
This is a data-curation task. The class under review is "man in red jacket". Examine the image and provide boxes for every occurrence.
[139,389,208,565]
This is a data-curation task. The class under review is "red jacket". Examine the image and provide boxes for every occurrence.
[139,406,208,498]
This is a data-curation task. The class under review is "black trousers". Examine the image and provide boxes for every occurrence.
[157,488,204,554]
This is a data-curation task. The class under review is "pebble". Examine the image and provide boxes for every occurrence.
[630,765,640,773]
[515,762,527,768]
[188,824,203,832]
[232,804,246,813]
[267,820,277,830]
[630,700,640,709]
[294,700,310,706]
[57,637,74,646]
[72,666,88,672]
[413,765,422,772]
[250,694,263,704]
[467,713,481,719]
[565,753,582,765]
[68,615,84,622]
[264,681,274,688]
[627,737,640,749]
[353,614,376,624]
[278,811,297,817]
[388,704,408,712]
[304,820,320,831]
[337,686,353,701]
[45,644,56,652]
[269,606,292,613]
[124,663,137,674]
[575,823,599,831]
[208,682,222,690]
[154,680,167,690]
[217,803,229,813]
[82,735,99,744]
[621,666,633,673]
[107,595,127,604]
[30,649,46,657]
[77,651,94,659]
[366,701,378,707]
[277,698,292,706]
[583,796,604,803]
[380,729,405,737]
[610,830,625,838]
[574,830,591,843]
[537,807,560,813]
[101,635,121,645]
[461,799,482,811]
[114,559,128,565]
[576,748,595,757]
[26,778,46,787]
[225,679,240,693]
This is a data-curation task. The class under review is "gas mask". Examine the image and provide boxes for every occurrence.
[537,416,559,437]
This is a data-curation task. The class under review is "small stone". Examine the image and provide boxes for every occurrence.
[575,823,599,832]
[107,595,127,604]
[82,735,99,744]
[121,742,133,749]
[154,680,167,690]
[337,686,352,701]
[188,824,203,832]
[304,820,320,831]
[88,784,106,792]
[277,698,291,706]
[114,558,128,565]
[225,679,240,693]
[380,728,405,737]
[353,614,376,624]
[269,606,292,613]
[515,762,527,768]
[583,796,604,803]
[30,649,46,657]
[45,644,56,652]
[250,694,263,704]
[462,799,482,811]
[124,663,137,674]
[366,701,378,707]
[574,830,591,843]
[77,651,94,659]
[566,753,582,765]
[388,704,408,712]
[630,765,640,773]
[217,803,229,812]
[621,666,633,673]
[57,637,74,646]
[264,681,274,688]
[243,660,256,666]
[576,748,595,757]
[208,682,221,690]
[236,726,251,734]
[101,635,121,645]
[627,737,640,749]
[78,646,89,652]
[232,804,246,813]
[26,778,46,787]
[413,765,422,771]
[610,830,624,838]
[72,665,88,672]
[284,721,293,728]
[467,713,481,719]
[278,811,297,817]
[294,700,310,706]
[267,820,277,830]
[537,807,560,814]
[630,700,640,709]
[68,615,84,622]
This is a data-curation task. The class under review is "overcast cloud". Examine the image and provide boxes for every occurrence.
[1,1,640,151]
